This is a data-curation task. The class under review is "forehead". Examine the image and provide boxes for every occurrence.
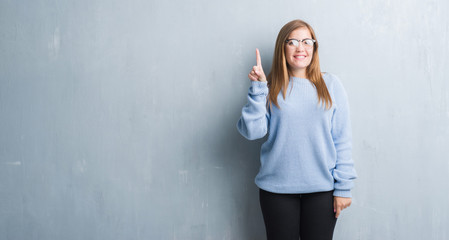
[288,27,312,39]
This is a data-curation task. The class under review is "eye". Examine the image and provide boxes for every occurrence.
[287,39,299,47]
[304,39,314,46]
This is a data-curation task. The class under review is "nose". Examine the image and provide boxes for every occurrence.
[296,41,306,51]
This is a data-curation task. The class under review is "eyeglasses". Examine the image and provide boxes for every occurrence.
[285,38,316,49]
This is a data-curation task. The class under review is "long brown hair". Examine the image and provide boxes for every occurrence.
[267,19,332,111]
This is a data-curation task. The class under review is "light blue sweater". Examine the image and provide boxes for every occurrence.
[236,72,357,198]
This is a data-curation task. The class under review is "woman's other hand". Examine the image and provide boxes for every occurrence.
[248,48,267,82]
[333,196,352,218]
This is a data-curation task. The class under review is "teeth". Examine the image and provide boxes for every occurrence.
[296,56,305,58]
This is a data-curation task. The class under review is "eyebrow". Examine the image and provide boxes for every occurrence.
[286,38,314,41]
[286,38,313,40]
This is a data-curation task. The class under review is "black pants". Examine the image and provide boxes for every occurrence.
[259,188,337,240]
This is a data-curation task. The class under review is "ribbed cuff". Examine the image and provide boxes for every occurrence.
[249,80,268,96]
[333,189,352,198]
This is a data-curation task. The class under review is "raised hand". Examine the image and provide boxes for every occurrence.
[248,48,267,82]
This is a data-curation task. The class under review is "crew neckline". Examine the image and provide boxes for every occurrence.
[290,72,328,82]
[291,76,308,81]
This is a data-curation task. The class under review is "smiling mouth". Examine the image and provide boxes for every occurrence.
[294,56,306,59]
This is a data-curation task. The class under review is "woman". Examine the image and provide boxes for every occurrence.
[236,19,357,240]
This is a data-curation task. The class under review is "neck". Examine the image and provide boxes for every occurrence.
[290,69,307,79]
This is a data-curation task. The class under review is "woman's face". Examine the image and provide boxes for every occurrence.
[284,27,314,75]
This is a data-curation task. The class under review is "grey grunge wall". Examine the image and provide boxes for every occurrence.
[1,0,448,239]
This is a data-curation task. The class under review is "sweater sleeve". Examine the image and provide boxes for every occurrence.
[331,77,358,198]
[236,80,270,140]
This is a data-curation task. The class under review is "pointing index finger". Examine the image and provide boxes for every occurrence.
[256,48,261,67]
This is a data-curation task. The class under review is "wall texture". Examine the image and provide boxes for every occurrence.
[1,0,448,239]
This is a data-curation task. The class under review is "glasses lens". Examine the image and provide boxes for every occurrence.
[287,39,299,47]
[304,39,314,47]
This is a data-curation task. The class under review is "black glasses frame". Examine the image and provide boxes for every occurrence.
[285,38,316,47]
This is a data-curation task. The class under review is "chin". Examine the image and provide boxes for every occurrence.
[291,64,310,69]
[288,60,311,69]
